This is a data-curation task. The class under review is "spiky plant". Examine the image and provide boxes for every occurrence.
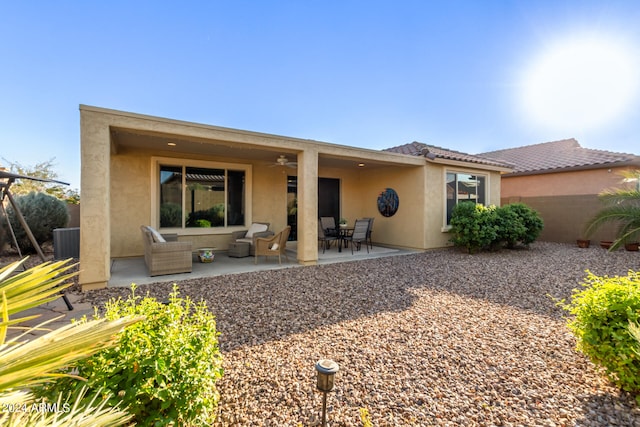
[0,258,142,426]
[585,169,640,251]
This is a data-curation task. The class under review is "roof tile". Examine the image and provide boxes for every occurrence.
[384,141,512,168]
[477,139,640,174]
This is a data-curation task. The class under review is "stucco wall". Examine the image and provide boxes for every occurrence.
[500,167,633,244]
[358,166,427,249]
[501,167,629,198]
[110,150,151,257]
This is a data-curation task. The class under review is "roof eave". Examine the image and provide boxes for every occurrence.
[504,159,640,177]
[426,157,513,173]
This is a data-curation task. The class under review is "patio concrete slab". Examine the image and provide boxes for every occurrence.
[108,243,414,288]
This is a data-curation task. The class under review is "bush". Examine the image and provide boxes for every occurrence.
[505,202,543,245]
[561,270,640,393]
[449,202,543,253]
[494,204,527,249]
[3,192,69,252]
[36,285,224,426]
[449,202,498,253]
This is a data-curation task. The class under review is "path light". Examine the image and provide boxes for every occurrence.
[315,359,339,427]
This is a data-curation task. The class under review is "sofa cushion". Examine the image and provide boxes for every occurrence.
[245,223,268,238]
[147,226,166,243]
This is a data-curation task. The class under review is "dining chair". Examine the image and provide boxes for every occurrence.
[363,217,374,250]
[343,219,369,254]
[318,220,338,253]
[320,216,339,237]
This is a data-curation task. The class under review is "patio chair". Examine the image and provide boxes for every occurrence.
[255,226,291,264]
[343,219,369,254]
[318,220,338,253]
[140,225,192,276]
[230,222,273,256]
[320,216,339,237]
[363,217,375,250]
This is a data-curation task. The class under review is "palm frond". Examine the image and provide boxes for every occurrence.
[0,259,78,317]
[598,190,640,206]
[0,316,142,391]
[0,387,132,427]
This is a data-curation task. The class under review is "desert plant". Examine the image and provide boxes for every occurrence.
[585,169,640,251]
[38,285,224,426]
[561,270,640,394]
[0,258,140,426]
[3,192,69,252]
[449,202,498,253]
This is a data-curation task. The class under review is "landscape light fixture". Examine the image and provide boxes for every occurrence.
[315,359,339,427]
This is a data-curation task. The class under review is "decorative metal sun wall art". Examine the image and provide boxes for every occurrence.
[377,188,399,217]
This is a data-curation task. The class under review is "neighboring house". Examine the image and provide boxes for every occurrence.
[79,106,511,290]
[478,139,640,244]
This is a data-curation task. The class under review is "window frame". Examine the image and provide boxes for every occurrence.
[151,157,252,235]
[442,169,489,230]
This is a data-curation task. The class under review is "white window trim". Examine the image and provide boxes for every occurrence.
[151,156,253,235]
[441,168,490,232]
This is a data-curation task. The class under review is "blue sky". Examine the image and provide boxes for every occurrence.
[1,1,639,191]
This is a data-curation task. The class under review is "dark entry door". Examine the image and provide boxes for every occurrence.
[318,178,340,226]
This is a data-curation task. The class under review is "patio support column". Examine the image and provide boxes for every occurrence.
[297,148,318,265]
[79,108,111,291]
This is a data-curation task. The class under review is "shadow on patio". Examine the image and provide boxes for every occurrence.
[108,242,418,288]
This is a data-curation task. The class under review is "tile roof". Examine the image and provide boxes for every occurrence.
[383,141,512,169]
[477,138,640,175]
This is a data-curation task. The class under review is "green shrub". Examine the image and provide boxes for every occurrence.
[449,202,498,253]
[561,270,640,393]
[160,203,182,227]
[494,204,527,249]
[505,202,543,245]
[3,192,69,252]
[36,285,224,426]
[450,202,543,253]
[195,219,211,227]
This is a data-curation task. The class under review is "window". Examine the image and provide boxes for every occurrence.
[158,161,247,230]
[446,172,487,224]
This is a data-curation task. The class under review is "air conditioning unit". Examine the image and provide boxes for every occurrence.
[53,227,80,259]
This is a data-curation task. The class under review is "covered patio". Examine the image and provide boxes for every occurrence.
[80,105,508,291]
[108,242,417,287]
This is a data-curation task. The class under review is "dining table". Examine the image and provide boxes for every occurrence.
[336,226,353,253]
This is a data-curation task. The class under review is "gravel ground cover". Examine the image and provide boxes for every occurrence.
[80,242,640,426]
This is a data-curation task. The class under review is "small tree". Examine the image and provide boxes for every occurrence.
[4,192,69,252]
[2,158,79,203]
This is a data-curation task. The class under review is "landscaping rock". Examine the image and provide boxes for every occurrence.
[82,242,640,426]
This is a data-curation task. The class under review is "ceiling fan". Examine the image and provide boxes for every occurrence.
[269,154,297,168]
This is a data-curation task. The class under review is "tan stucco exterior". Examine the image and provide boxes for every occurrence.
[80,105,505,290]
